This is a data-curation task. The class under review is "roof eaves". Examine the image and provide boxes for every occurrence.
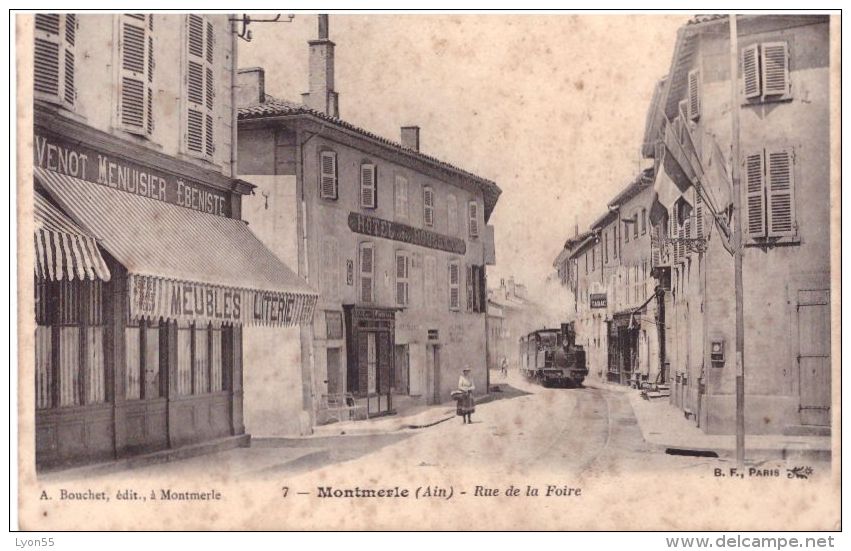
[238,97,502,219]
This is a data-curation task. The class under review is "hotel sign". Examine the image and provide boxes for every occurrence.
[590,293,608,309]
[34,133,229,217]
[348,212,466,255]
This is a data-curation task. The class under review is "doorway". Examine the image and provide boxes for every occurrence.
[394,344,409,395]
[797,289,830,426]
[326,347,341,394]
[425,344,441,405]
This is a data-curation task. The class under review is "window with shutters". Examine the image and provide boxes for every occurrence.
[423,186,435,227]
[117,14,155,136]
[641,208,647,235]
[360,163,377,209]
[447,194,458,235]
[468,200,480,238]
[395,250,410,307]
[695,190,705,240]
[34,279,106,409]
[319,150,338,200]
[359,242,375,303]
[322,237,340,300]
[687,69,700,121]
[604,230,609,263]
[745,147,797,241]
[741,42,791,103]
[184,14,215,159]
[448,260,461,311]
[34,14,77,109]
[394,175,409,219]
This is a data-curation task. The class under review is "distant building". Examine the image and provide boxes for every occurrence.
[236,16,500,428]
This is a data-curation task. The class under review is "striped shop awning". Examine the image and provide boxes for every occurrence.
[35,167,318,328]
[34,192,111,281]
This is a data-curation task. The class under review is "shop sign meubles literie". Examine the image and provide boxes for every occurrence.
[128,274,316,327]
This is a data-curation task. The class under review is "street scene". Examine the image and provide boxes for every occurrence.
[20,12,837,530]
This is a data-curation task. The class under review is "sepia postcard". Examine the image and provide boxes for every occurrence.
[15,10,841,531]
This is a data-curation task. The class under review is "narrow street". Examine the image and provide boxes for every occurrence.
[52,373,738,484]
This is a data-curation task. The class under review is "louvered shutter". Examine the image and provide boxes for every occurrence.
[695,190,705,240]
[119,14,153,135]
[684,218,692,256]
[360,164,376,208]
[468,201,479,238]
[395,176,408,218]
[449,261,460,310]
[423,187,435,227]
[745,151,766,238]
[761,42,789,98]
[185,15,214,157]
[687,69,700,121]
[766,149,796,237]
[320,151,338,199]
[742,44,761,99]
[34,14,76,107]
[465,265,474,312]
[395,251,409,306]
[360,243,374,303]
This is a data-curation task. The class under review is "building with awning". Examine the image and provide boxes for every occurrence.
[30,14,317,470]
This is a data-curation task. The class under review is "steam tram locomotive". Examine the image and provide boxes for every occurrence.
[519,324,587,387]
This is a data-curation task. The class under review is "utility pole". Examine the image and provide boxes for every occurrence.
[729,14,746,468]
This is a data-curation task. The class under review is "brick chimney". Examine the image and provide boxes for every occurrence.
[237,67,265,107]
[301,14,339,117]
[401,126,420,151]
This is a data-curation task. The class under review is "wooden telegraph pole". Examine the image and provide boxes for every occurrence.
[728,14,746,468]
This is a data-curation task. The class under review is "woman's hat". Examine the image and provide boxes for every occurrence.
[462,366,471,372]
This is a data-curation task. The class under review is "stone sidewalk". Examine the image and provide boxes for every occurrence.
[585,379,833,461]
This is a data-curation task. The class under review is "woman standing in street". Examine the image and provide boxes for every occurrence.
[457,367,476,424]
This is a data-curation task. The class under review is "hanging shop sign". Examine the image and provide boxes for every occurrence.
[34,133,229,217]
[348,212,466,255]
[590,293,608,309]
[128,274,316,327]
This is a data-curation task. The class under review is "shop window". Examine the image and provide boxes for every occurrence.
[319,150,338,200]
[117,14,155,136]
[394,175,409,219]
[34,279,106,409]
[184,14,215,159]
[125,319,163,400]
[360,163,377,209]
[177,321,224,396]
[34,14,76,109]
[447,194,458,235]
[423,186,435,227]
